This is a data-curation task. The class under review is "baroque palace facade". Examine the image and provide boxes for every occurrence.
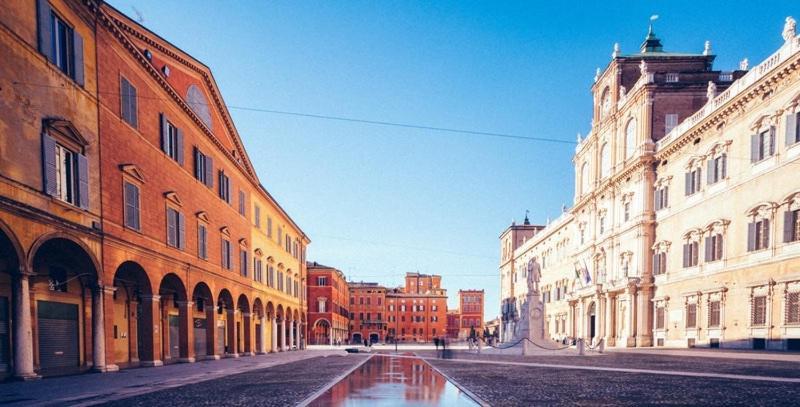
[500,17,800,351]
[0,0,308,380]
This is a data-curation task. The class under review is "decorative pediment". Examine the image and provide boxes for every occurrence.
[684,156,705,170]
[277,262,285,269]
[238,238,248,247]
[266,256,275,263]
[705,140,732,158]
[254,248,263,257]
[119,164,146,183]
[652,240,672,252]
[43,118,89,147]
[705,219,731,233]
[196,211,210,222]
[164,191,183,206]
[749,113,775,131]
[654,175,672,188]
[682,228,704,241]
[220,226,230,237]
[746,202,778,218]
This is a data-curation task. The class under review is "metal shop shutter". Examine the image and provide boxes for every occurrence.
[193,318,207,358]
[37,301,79,373]
[168,315,180,359]
[0,297,9,372]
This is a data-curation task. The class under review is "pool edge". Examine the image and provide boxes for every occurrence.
[295,353,374,407]
[417,353,491,407]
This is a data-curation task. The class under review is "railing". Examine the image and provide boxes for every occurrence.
[665,73,680,83]
[656,34,800,151]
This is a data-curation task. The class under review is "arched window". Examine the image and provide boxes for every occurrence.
[580,162,589,195]
[600,143,610,178]
[624,119,637,160]
[600,87,612,119]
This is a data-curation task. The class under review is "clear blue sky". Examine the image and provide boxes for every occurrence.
[108,0,794,317]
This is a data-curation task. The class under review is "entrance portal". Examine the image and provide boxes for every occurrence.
[588,302,597,340]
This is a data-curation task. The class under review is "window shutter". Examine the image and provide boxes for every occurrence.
[652,251,660,275]
[77,153,89,209]
[684,172,691,196]
[120,79,129,122]
[721,154,727,179]
[654,189,660,210]
[695,168,701,192]
[764,219,770,247]
[124,183,134,228]
[785,211,796,243]
[73,31,85,86]
[42,133,57,196]
[36,0,54,62]
[769,127,776,156]
[716,235,723,260]
[682,244,689,268]
[704,236,712,262]
[204,155,213,188]
[193,147,200,179]
[160,113,168,153]
[747,222,756,251]
[167,209,176,247]
[178,212,186,250]
[750,134,758,162]
[787,113,798,146]
[176,128,184,166]
[707,160,714,184]
[663,187,669,208]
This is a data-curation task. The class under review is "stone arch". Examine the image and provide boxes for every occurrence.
[191,282,215,358]
[587,302,597,341]
[236,294,251,354]
[112,261,153,367]
[0,221,22,376]
[27,232,101,283]
[0,219,24,275]
[311,318,332,345]
[217,289,235,356]
[252,298,264,353]
[158,273,189,363]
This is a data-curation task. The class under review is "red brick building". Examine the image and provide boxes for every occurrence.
[446,311,460,339]
[386,273,448,343]
[348,282,386,344]
[306,262,349,345]
[457,289,484,339]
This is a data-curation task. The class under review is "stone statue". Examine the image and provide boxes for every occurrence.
[740,58,749,71]
[527,258,541,293]
[783,16,796,43]
[707,81,717,102]
[639,60,648,76]
[703,40,712,56]
[612,43,620,58]
[594,67,601,83]
[619,85,627,99]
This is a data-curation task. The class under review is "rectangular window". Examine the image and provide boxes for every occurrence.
[166,208,185,250]
[160,115,183,163]
[653,251,667,275]
[709,300,721,327]
[787,292,800,324]
[267,217,273,238]
[654,186,669,211]
[317,277,327,286]
[623,202,630,222]
[193,147,213,188]
[665,113,679,134]
[254,258,263,282]
[748,219,770,252]
[240,249,248,277]
[682,241,699,268]
[783,209,800,243]
[254,205,261,228]
[751,127,776,162]
[120,77,138,127]
[708,154,727,184]
[197,224,207,259]
[221,239,231,270]
[685,168,702,196]
[268,266,274,287]
[786,112,799,146]
[218,171,230,203]
[752,296,767,326]
[686,303,697,328]
[705,234,724,262]
[44,136,88,208]
[655,306,665,329]
[238,190,246,216]
[277,226,283,245]
[599,216,605,235]
[123,181,140,231]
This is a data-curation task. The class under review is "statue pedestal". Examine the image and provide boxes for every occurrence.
[487,289,575,356]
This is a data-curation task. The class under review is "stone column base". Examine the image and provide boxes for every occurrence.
[178,357,196,363]
[224,353,240,358]
[140,360,164,367]
[240,352,254,357]
[92,364,120,373]
[13,373,41,381]
[255,351,267,355]
[202,355,221,360]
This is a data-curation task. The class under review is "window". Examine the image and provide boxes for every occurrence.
[254,258,263,282]
[707,154,727,184]
[42,135,88,208]
[783,209,800,243]
[705,233,724,262]
[350,297,354,305]
[655,306,665,329]
[600,87,611,119]
[120,77,138,127]
[238,190,246,216]
[751,296,767,326]
[580,228,585,245]
[623,201,631,222]
[685,167,702,196]
[318,299,327,313]
[580,162,589,195]
[160,114,183,164]
[686,303,697,328]
[123,181,140,230]
[652,251,667,275]
[166,208,185,250]
[599,215,606,235]
[787,112,799,146]
[787,291,800,324]
[240,249,248,277]
[267,217,273,238]
[599,143,610,178]
[197,223,207,259]
[277,271,284,291]
[218,171,230,203]
[654,186,669,211]
[285,235,291,252]
[317,277,328,286]
[751,127,776,162]
[268,266,275,287]
[665,113,679,134]
[221,238,231,270]
[277,227,283,245]
[682,241,699,268]
[709,300,721,327]
[254,205,261,228]
[37,4,84,85]
[748,218,770,252]
[624,119,636,160]
[193,147,213,187]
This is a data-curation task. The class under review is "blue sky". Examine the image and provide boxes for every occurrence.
[108,0,795,317]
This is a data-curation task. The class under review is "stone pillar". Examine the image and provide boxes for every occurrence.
[129,298,140,363]
[242,312,252,355]
[259,315,267,354]
[139,295,163,366]
[205,304,219,359]
[288,320,295,350]
[605,293,616,347]
[13,271,39,380]
[271,317,278,353]
[280,318,287,352]
[567,302,575,338]
[176,301,195,363]
[92,286,118,372]
[225,309,238,357]
[636,284,653,347]
[626,285,638,347]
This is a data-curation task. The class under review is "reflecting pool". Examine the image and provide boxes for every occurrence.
[308,354,478,406]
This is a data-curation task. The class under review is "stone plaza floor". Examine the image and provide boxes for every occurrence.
[1,347,799,406]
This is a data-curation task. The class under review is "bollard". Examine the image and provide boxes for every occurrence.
[577,338,585,355]
[598,338,605,354]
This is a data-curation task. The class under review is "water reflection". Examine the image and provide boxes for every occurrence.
[309,354,478,406]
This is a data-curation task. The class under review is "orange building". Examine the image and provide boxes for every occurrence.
[386,273,448,343]
[348,282,387,344]
[306,262,349,345]
[457,289,485,339]
[0,0,308,378]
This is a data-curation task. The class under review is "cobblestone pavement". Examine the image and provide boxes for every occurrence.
[423,351,800,406]
[105,354,368,407]
[0,350,353,406]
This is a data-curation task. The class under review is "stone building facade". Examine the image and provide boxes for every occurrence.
[386,273,448,343]
[348,282,386,344]
[0,0,308,379]
[500,18,800,350]
[306,262,349,345]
